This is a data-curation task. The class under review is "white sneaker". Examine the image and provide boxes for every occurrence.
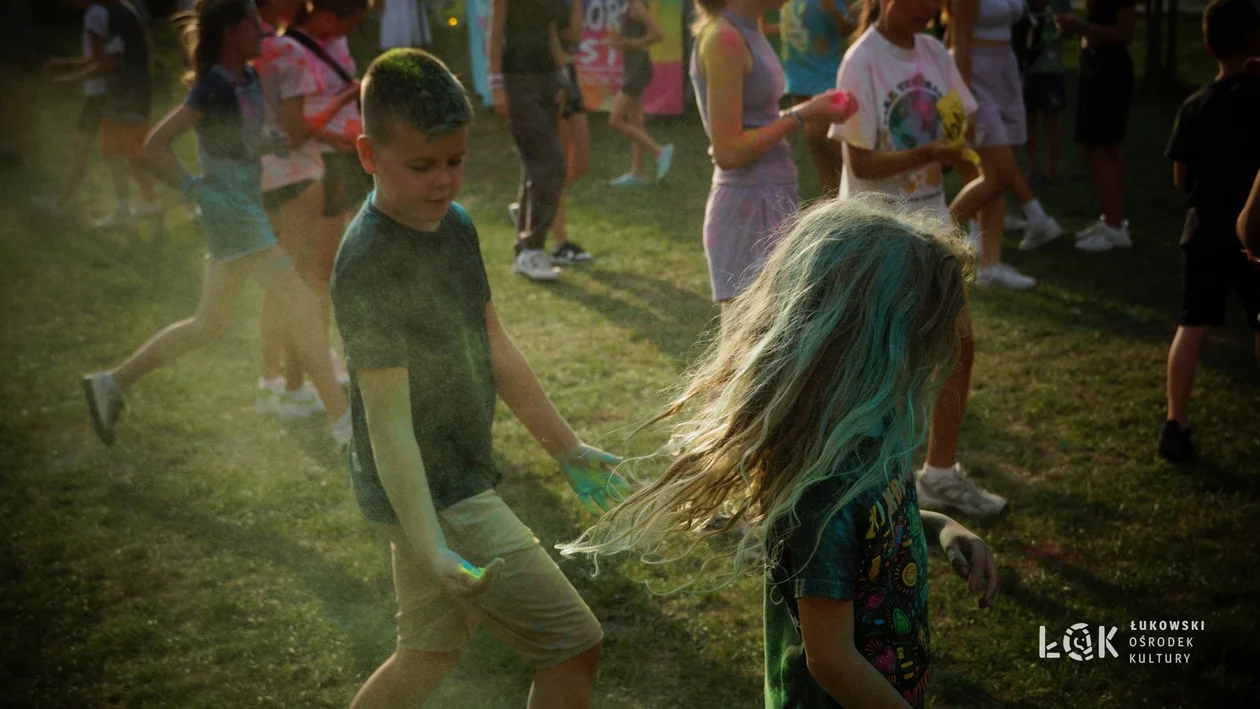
[1003,214,1028,233]
[93,205,133,229]
[1108,222,1132,249]
[82,372,125,446]
[1019,217,1063,251]
[330,410,352,448]
[131,200,162,219]
[256,377,284,415]
[277,385,326,419]
[915,463,1007,517]
[976,263,1036,290]
[1074,217,1108,241]
[513,248,561,281]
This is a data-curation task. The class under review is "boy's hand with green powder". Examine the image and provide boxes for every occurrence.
[435,547,505,596]
[554,443,630,516]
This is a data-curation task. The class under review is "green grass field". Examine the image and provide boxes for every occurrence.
[2,13,1258,708]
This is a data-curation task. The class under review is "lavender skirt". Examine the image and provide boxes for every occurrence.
[702,182,799,302]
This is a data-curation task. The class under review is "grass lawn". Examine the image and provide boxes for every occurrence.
[2,12,1258,709]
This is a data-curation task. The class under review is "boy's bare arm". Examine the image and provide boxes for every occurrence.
[798,597,915,708]
[358,367,498,593]
[485,301,579,457]
[485,301,629,514]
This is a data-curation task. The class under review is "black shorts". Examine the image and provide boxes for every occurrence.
[262,178,316,213]
[561,62,585,119]
[1023,73,1067,113]
[1075,46,1133,146]
[78,94,106,134]
[322,151,371,217]
[621,53,654,100]
[1181,244,1260,331]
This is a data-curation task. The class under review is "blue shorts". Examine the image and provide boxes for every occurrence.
[197,164,278,261]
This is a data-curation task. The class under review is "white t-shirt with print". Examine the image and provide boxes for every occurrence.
[828,28,978,220]
[299,35,361,154]
[82,4,109,97]
[257,29,325,192]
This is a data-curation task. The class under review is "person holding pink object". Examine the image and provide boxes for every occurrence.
[690,0,858,306]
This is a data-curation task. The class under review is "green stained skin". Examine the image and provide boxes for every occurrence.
[459,558,485,580]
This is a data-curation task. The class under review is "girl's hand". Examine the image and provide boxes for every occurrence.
[555,443,630,515]
[925,140,967,168]
[799,90,860,125]
[938,521,999,608]
[433,546,504,596]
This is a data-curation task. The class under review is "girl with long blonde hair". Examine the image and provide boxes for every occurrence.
[564,198,998,708]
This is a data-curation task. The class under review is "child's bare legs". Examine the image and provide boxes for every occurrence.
[1084,144,1126,228]
[926,327,974,469]
[261,181,325,390]
[527,643,602,709]
[553,112,590,248]
[979,193,1006,270]
[254,255,347,420]
[350,649,463,708]
[609,93,661,178]
[1165,325,1211,427]
[111,248,346,421]
[112,253,256,390]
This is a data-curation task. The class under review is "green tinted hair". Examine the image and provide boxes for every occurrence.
[362,48,472,143]
[560,196,974,593]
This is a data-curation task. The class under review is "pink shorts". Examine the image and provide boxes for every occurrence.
[969,45,1027,148]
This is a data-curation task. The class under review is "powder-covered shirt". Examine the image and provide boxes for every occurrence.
[294,33,361,153]
[331,200,501,524]
[256,23,324,192]
[765,453,932,708]
[829,28,976,220]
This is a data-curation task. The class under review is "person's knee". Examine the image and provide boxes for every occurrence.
[189,312,231,345]
[539,641,602,687]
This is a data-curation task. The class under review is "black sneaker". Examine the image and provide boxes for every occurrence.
[552,241,593,265]
[1158,421,1197,462]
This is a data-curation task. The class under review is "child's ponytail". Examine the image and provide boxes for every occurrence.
[181,0,254,84]
[854,0,881,42]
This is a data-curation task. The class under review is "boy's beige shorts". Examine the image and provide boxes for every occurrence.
[378,490,603,669]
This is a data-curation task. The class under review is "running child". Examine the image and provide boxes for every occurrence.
[36,0,114,220]
[830,0,1008,515]
[607,0,675,187]
[254,0,358,417]
[334,48,628,707]
[81,0,350,447]
[1159,0,1260,461]
[562,198,998,709]
[97,0,161,228]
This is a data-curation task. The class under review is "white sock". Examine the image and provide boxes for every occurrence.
[920,463,957,484]
[1021,199,1048,224]
[259,376,284,391]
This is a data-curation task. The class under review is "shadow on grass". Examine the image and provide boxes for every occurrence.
[548,266,720,364]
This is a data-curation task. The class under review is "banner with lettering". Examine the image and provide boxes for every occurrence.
[466,0,683,115]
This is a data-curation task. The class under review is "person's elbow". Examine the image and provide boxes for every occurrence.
[711,146,744,172]
[805,646,854,688]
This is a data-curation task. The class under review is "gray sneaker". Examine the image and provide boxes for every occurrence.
[83,372,125,446]
[915,463,1008,516]
[513,248,561,281]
